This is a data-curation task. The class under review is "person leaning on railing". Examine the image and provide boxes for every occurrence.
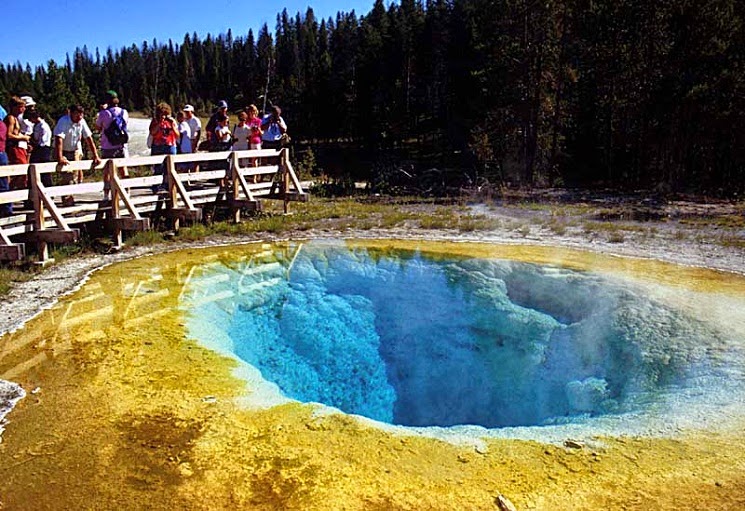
[54,104,101,206]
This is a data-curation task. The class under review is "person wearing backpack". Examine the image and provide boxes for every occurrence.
[96,90,129,158]
[96,90,129,177]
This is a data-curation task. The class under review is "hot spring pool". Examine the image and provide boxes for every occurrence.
[182,240,745,440]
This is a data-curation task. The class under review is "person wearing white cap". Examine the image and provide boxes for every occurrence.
[19,96,36,139]
[182,105,201,153]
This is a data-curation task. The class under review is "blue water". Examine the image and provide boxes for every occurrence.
[187,243,733,429]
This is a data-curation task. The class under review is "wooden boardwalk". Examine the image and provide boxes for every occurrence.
[0,148,308,262]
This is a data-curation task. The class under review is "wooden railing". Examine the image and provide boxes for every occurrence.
[0,148,308,263]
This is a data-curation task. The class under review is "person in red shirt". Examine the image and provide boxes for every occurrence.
[4,96,31,189]
[0,118,12,216]
[148,102,180,192]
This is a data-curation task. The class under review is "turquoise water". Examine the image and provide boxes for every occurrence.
[183,242,742,430]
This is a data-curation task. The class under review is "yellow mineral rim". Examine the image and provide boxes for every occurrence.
[1,240,743,510]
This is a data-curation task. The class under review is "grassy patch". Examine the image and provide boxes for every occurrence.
[673,230,689,241]
[176,223,211,242]
[544,219,568,236]
[459,216,501,232]
[50,243,86,262]
[583,221,627,235]
[418,207,459,230]
[515,224,531,237]
[680,215,745,229]
[718,235,745,249]
[127,230,166,246]
[0,267,36,296]
[379,211,415,228]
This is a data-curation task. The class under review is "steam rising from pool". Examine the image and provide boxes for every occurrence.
[183,242,745,437]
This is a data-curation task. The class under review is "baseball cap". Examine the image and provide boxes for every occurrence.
[217,100,228,109]
[21,95,36,106]
[183,104,195,112]
[106,90,118,99]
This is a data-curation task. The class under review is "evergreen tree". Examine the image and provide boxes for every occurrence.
[2,0,741,194]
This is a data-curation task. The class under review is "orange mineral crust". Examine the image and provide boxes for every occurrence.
[1,240,744,510]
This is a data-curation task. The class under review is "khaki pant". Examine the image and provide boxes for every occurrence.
[60,150,83,185]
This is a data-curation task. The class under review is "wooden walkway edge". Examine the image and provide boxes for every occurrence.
[0,148,308,263]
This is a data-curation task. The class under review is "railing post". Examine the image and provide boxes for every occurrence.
[106,160,123,247]
[230,151,241,223]
[102,157,111,200]
[28,164,49,262]
[281,149,290,214]
[166,154,180,231]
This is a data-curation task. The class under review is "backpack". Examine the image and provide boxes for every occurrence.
[104,110,129,145]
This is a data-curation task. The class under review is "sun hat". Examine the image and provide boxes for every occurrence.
[217,100,228,109]
[183,104,195,112]
[21,95,36,106]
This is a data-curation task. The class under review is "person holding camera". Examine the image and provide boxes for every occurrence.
[148,102,180,191]
[260,105,288,150]
[149,102,179,156]
[205,100,228,150]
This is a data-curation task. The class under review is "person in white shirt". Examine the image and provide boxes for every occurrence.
[231,112,251,151]
[177,110,192,154]
[19,96,35,138]
[183,104,201,173]
[28,110,53,186]
[182,104,201,152]
[53,104,101,192]
[260,105,288,149]
[212,114,232,151]
[176,109,195,176]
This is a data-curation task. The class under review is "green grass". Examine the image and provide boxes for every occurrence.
[680,215,745,229]
[515,224,531,237]
[127,230,166,246]
[544,218,568,236]
[458,216,501,232]
[717,235,745,249]
[583,221,628,234]
[0,267,36,296]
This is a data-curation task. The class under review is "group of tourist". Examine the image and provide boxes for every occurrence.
[0,93,289,214]
[149,99,288,157]
[0,94,103,213]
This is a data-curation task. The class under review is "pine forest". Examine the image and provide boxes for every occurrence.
[1,0,742,194]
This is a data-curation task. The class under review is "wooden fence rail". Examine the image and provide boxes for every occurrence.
[0,148,308,263]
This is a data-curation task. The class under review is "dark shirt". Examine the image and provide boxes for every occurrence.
[205,111,227,143]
